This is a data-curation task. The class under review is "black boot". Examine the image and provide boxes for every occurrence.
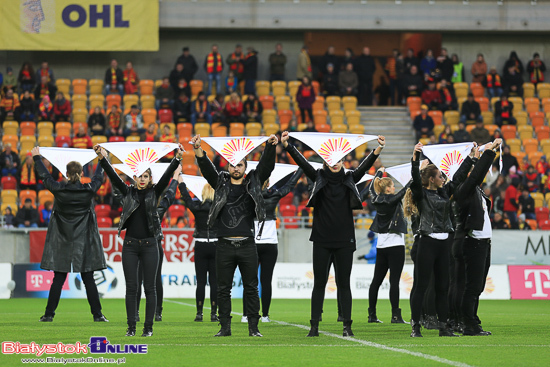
[141,325,153,337]
[337,314,344,322]
[463,323,491,336]
[194,312,203,322]
[410,320,422,337]
[423,315,438,330]
[439,321,460,337]
[391,308,409,324]
[307,319,319,337]
[125,324,136,337]
[248,317,263,337]
[39,315,53,322]
[211,313,219,322]
[368,308,382,323]
[343,320,355,337]
[214,317,232,337]
[155,307,162,322]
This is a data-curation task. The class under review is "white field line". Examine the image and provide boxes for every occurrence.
[165,299,473,367]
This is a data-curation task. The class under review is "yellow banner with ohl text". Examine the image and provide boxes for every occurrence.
[0,0,158,51]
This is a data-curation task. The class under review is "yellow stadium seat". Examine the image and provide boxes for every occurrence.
[56,79,71,95]
[125,135,140,142]
[20,136,36,152]
[342,96,357,111]
[72,108,87,123]
[92,135,107,145]
[123,94,139,108]
[72,79,88,95]
[262,109,277,125]
[537,83,550,99]
[72,94,87,110]
[531,192,544,208]
[515,110,528,126]
[3,121,19,136]
[444,110,459,125]
[264,123,280,136]
[349,124,364,134]
[529,151,544,166]
[507,138,522,153]
[89,94,105,109]
[89,79,104,95]
[454,83,469,99]
[457,97,467,112]
[255,81,270,97]
[141,95,156,110]
[1,190,18,205]
[523,83,536,99]
[38,135,54,147]
[288,81,301,98]
[481,111,494,125]
[194,123,211,137]
[276,96,291,111]
[271,81,287,97]
[139,80,155,95]
[326,96,342,112]
[346,110,361,125]
[332,124,348,134]
[246,123,262,136]
[490,97,500,111]
[509,97,523,113]
[55,122,72,137]
[518,125,534,140]
[190,80,204,98]
[329,110,345,125]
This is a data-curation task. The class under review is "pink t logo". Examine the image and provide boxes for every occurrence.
[524,269,550,297]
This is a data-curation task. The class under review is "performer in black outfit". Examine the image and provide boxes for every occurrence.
[242,168,304,322]
[95,143,184,337]
[178,178,219,322]
[281,131,386,337]
[190,134,278,337]
[135,166,181,323]
[454,139,501,336]
[361,167,410,324]
[33,147,108,323]
[404,142,473,338]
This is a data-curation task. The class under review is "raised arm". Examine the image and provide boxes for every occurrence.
[178,181,201,212]
[255,135,278,185]
[276,167,304,199]
[190,135,220,188]
[94,144,129,196]
[31,147,63,192]
[281,131,317,181]
[155,144,184,197]
[410,143,424,205]
[362,169,383,202]
[157,179,178,220]
[89,161,105,193]
[445,147,477,197]
[352,136,385,183]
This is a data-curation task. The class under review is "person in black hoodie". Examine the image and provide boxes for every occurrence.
[94,143,184,337]
[360,167,410,324]
[281,131,386,337]
[242,167,303,322]
[179,179,219,322]
[243,47,258,95]
[355,47,376,105]
[403,142,474,338]
[322,63,339,96]
[453,138,501,336]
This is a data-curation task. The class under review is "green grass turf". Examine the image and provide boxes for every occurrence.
[1,298,549,366]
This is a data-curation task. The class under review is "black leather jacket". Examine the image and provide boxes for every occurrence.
[454,150,496,233]
[410,153,473,235]
[100,157,180,240]
[196,142,276,233]
[284,143,378,209]
[264,168,303,220]
[178,182,217,239]
[362,171,410,234]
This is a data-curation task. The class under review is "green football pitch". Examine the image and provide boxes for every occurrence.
[1,298,549,366]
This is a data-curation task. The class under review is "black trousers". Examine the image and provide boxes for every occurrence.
[461,237,491,328]
[328,254,342,317]
[410,237,437,318]
[243,243,278,317]
[194,241,218,314]
[449,234,466,323]
[358,79,373,106]
[217,238,260,319]
[122,237,159,328]
[369,246,405,310]
[300,107,313,123]
[311,244,354,320]
[45,271,102,318]
[410,236,451,323]
[137,240,164,313]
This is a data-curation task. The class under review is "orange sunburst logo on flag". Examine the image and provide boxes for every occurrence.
[440,150,464,177]
[124,148,159,175]
[220,138,255,165]
[306,271,337,293]
[397,271,415,294]
[483,276,495,295]
[318,137,352,165]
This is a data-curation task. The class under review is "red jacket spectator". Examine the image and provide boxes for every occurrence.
[503,183,518,212]
[53,94,72,120]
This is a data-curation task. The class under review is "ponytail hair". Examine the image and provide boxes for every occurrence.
[373,177,393,194]
[403,188,418,219]
[202,184,215,202]
[66,161,83,183]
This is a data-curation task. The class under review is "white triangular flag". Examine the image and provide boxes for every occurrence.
[180,174,208,201]
[386,163,412,187]
[308,161,374,184]
[113,163,171,184]
[421,142,474,180]
[289,132,378,166]
[201,137,269,167]
[99,142,179,176]
[39,147,97,178]
[246,162,300,189]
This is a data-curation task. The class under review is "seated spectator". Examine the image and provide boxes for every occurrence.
[19,90,35,122]
[438,79,457,111]
[40,201,53,227]
[191,92,212,125]
[15,198,39,228]
[339,62,359,96]
[374,76,390,106]
[104,59,124,96]
[303,120,317,133]
[159,125,176,162]
[155,77,174,110]
[412,104,434,140]
[322,63,339,96]
[225,71,238,94]
[518,188,536,221]
[173,93,191,123]
[36,61,55,85]
[224,92,244,124]
[453,121,471,143]
[210,94,225,124]
[501,145,519,177]
[3,206,15,228]
[494,94,516,127]
[52,92,71,122]
[492,128,504,142]
[402,65,423,97]
[124,105,145,137]
[503,65,524,97]
[420,49,436,80]
[0,89,20,124]
[0,143,20,177]
[427,134,438,145]
[460,92,482,124]
[470,120,491,145]
[2,66,17,94]
[536,155,549,176]
[88,106,106,136]
[438,125,453,144]
[523,166,541,193]
[484,66,503,99]
[296,76,315,124]
[471,53,487,84]
[491,211,509,229]
[518,214,532,230]
[243,94,263,123]
[421,79,441,110]
[527,53,546,86]
[72,126,93,149]
[173,77,190,100]
[143,123,158,142]
[34,75,57,102]
[37,95,54,122]
[18,62,35,93]
[123,61,139,95]
[106,105,123,137]
[19,153,36,190]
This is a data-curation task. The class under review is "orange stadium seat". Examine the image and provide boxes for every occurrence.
[501,125,517,140]
[530,111,545,127]
[72,79,88,95]
[20,122,36,136]
[470,83,485,98]
[535,126,550,141]
[523,138,539,154]
[428,110,443,125]
[277,109,293,131]
[106,94,122,110]
[259,95,274,110]
[312,96,325,111]
[476,97,489,112]
[139,80,155,95]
